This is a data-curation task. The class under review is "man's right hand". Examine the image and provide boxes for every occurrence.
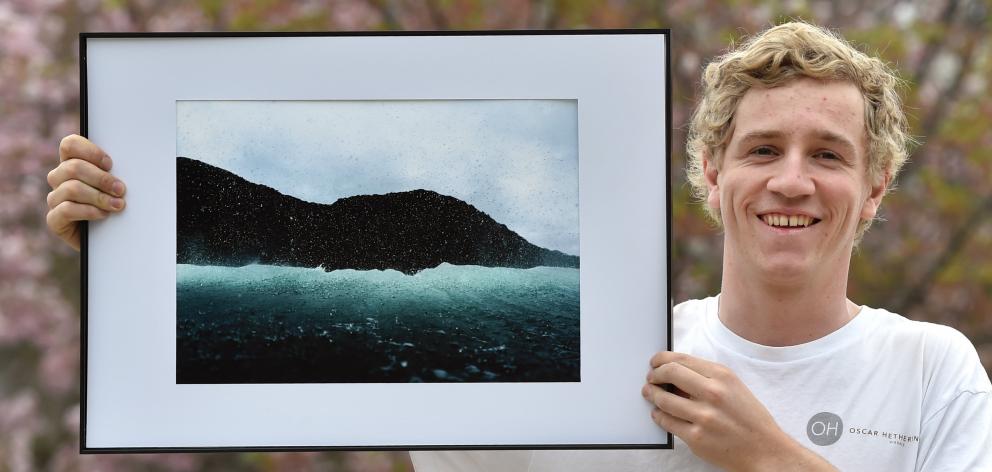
[46,134,127,251]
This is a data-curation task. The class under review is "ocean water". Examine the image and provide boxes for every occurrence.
[176,263,580,383]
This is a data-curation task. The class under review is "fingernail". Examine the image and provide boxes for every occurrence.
[641,385,649,397]
[110,198,124,210]
[102,156,112,169]
[112,181,125,196]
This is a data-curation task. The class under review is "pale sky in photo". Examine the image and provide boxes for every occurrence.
[177,100,579,255]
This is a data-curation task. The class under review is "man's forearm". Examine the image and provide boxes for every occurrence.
[743,431,838,472]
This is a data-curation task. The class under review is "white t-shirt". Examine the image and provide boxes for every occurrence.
[410,296,992,471]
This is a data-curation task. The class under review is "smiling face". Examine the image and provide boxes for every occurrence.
[704,78,888,284]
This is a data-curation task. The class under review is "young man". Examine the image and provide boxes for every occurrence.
[49,22,990,471]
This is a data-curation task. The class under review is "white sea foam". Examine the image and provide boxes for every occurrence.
[176,263,579,316]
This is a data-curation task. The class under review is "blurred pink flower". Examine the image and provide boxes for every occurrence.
[344,452,402,472]
[7,433,32,472]
[63,403,80,432]
[101,8,137,32]
[146,7,212,31]
[331,1,383,30]
[3,20,49,60]
[40,342,79,393]
[0,391,39,431]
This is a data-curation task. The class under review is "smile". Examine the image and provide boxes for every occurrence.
[759,213,820,228]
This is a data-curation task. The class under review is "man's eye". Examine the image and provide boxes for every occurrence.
[750,146,777,156]
[815,151,841,160]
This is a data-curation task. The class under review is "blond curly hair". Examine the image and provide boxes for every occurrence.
[685,21,911,237]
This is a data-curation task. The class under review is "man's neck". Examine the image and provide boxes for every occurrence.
[718,253,857,347]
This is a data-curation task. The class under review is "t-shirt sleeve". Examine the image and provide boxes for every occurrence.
[915,326,992,471]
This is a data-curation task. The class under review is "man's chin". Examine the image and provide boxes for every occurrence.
[752,256,818,284]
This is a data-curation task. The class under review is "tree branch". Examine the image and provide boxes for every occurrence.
[527,0,557,29]
[889,193,992,314]
[423,0,449,30]
[898,29,980,181]
[364,0,401,30]
[911,0,960,85]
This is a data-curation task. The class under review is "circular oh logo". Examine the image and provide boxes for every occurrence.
[806,412,843,446]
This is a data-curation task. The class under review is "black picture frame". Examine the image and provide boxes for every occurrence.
[80,29,673,453]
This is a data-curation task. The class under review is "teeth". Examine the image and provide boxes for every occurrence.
[762,214,813,228]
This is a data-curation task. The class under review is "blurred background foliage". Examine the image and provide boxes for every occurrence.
[1,0,990,470]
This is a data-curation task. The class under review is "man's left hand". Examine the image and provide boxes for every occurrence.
[643,351,837,471]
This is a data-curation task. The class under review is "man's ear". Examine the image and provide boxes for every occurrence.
[702,150,720,211]
[860,170,890,220]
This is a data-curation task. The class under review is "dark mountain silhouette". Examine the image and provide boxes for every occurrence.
[176,156,579,275]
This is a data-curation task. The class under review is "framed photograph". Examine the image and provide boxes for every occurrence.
[81,30,671,452]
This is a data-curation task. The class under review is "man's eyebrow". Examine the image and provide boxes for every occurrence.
[814,131,858,154]
[737,129,858,153]
[737,130,784,142]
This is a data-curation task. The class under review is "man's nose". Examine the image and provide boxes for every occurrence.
[766,152,815,198]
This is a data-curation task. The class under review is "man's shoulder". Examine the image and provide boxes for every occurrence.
[671,296,717,345]
[673,296,716,318]
[860,306,990,392]
[860,305,976,352]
